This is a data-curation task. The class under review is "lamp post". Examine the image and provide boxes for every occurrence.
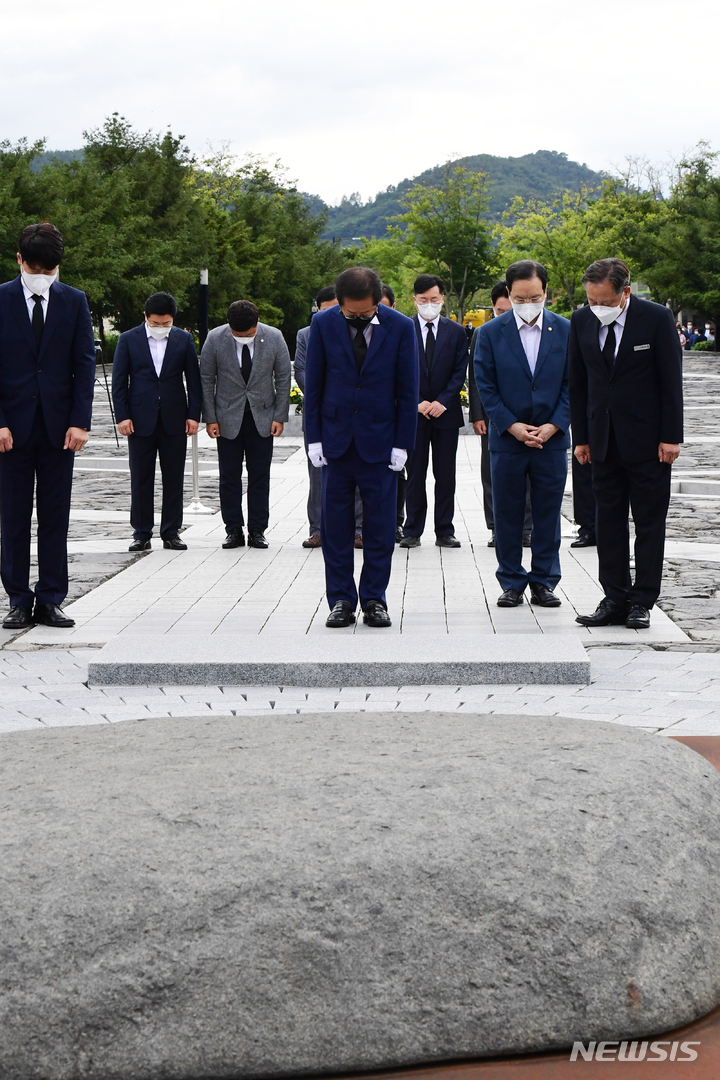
[185,268,214,515]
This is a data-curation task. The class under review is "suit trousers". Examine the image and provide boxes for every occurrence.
[491,449,567,593]
[321,442,397,610]
[591,427,671,609]
[0,407,74,608]
[480,432,532,534]
[128,417,186,540]
[218,409,274,533]
[404,420,459,537]
[305,436,362,537]
[571,448,596,532]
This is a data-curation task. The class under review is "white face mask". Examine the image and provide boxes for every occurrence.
[511,299,544,324]
[21,269,57,295]
[416,301,444,321]
[590,297,626,326]
[147,324,172,340]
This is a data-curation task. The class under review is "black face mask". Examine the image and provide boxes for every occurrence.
[342,309,376,326]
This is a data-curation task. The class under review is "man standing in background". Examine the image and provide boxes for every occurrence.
[201,300,291,550]
[400,274,468,549]
[112,291,201,552]
[304,266,418,628]
[570,258,683,629]
[0,222,95,629]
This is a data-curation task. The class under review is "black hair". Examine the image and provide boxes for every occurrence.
[506,260,548,291]
[144,292,178,318]
[381,283,396,305]
[335,266,382,305]
[227,300,260,331]
[490,280,509,306]
[315,285,337,306]
[413,273,445,295]
[582,258,631,294]
[18,222,64,270]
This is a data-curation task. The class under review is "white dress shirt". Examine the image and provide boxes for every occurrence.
[598,295,631,357]
[348,313,380,349]
[234,332,256,365]
[22,280,50,324]
[419,312,441,348]
[146,324,169,376]
[513,308,543,374]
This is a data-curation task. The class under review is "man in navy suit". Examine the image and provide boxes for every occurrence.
[570,258,683,629]
[112,292,201,551]
[0,222,95,629]
[399,274,468,549]
[304,266,418,627]
[475,260,571,608]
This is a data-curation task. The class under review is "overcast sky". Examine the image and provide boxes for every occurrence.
[3,0,718,206]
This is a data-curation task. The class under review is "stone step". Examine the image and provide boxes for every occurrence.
[87,633,590,687]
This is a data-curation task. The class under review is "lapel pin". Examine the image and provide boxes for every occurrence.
[548,326,552,332]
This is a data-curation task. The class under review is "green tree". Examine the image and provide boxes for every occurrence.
[0,138,46,281]
[394,165,497,320]
[357,228,429,314]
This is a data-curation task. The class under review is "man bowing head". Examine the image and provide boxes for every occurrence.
[304,266,418,628]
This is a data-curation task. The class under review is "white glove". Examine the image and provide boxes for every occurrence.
[308,442,327,468]
[389,447,407,472]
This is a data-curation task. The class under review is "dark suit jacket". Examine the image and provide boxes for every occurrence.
[474,309,571,453]
[304,304,419,462]
[413,314,468,429]
[568,296,683,463]
[112,324,202,438]
[467,326,487,425]
[0,276,95,449]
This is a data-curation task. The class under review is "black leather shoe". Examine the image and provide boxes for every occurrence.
[222,530,245,549]
[571,531,596,548]
[163,535,187,550]
[326,601,356,628]
[248,531,269,549]
[129,538,151,552]
[33,603,75,628]
[575,597,627,626]
[436,534,461,548]
[395,527,404,543]
[487,533,495,548]
[626,604,651,629]
[3,605,34,629]
[399,535,421,548]
[522,533,532,547]
[530,583,562,607]
[497,589,524,608]
[363,600,392,627]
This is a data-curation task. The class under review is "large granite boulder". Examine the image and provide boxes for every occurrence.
[2,713,720,1080]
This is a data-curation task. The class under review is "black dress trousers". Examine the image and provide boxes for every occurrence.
[128,416,187,540]
[591,425,671,609]
[0,407,74,608]
[404,416,459,538]
[217,408,274,533]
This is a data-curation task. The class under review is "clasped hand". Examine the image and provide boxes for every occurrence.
[508,422,558,448]
[419,400,447,419]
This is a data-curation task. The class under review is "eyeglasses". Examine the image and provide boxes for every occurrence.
[510,295,544,304]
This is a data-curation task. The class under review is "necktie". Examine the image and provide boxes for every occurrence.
[602,322,616,373]
[31,294,44,351]
[350,322,368,372]
[241,343,252,384]
[425,323,435,374]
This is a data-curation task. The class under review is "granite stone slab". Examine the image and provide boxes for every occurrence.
[87,633,590,686]
[1,712,720,1079]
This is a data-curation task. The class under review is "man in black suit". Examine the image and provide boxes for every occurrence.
[399,274,469,549]
[570,258,683,629]
[112,292,202,552]
[0,222,96,629]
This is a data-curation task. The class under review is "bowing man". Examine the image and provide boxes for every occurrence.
[304,266,418,628]
[112,292,202,551]
[0,222,95,630]
[474,260,571,609]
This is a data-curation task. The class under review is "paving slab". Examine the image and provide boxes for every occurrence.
[87,632,590,686]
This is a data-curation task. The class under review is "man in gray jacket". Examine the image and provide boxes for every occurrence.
[200,300,291,548]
